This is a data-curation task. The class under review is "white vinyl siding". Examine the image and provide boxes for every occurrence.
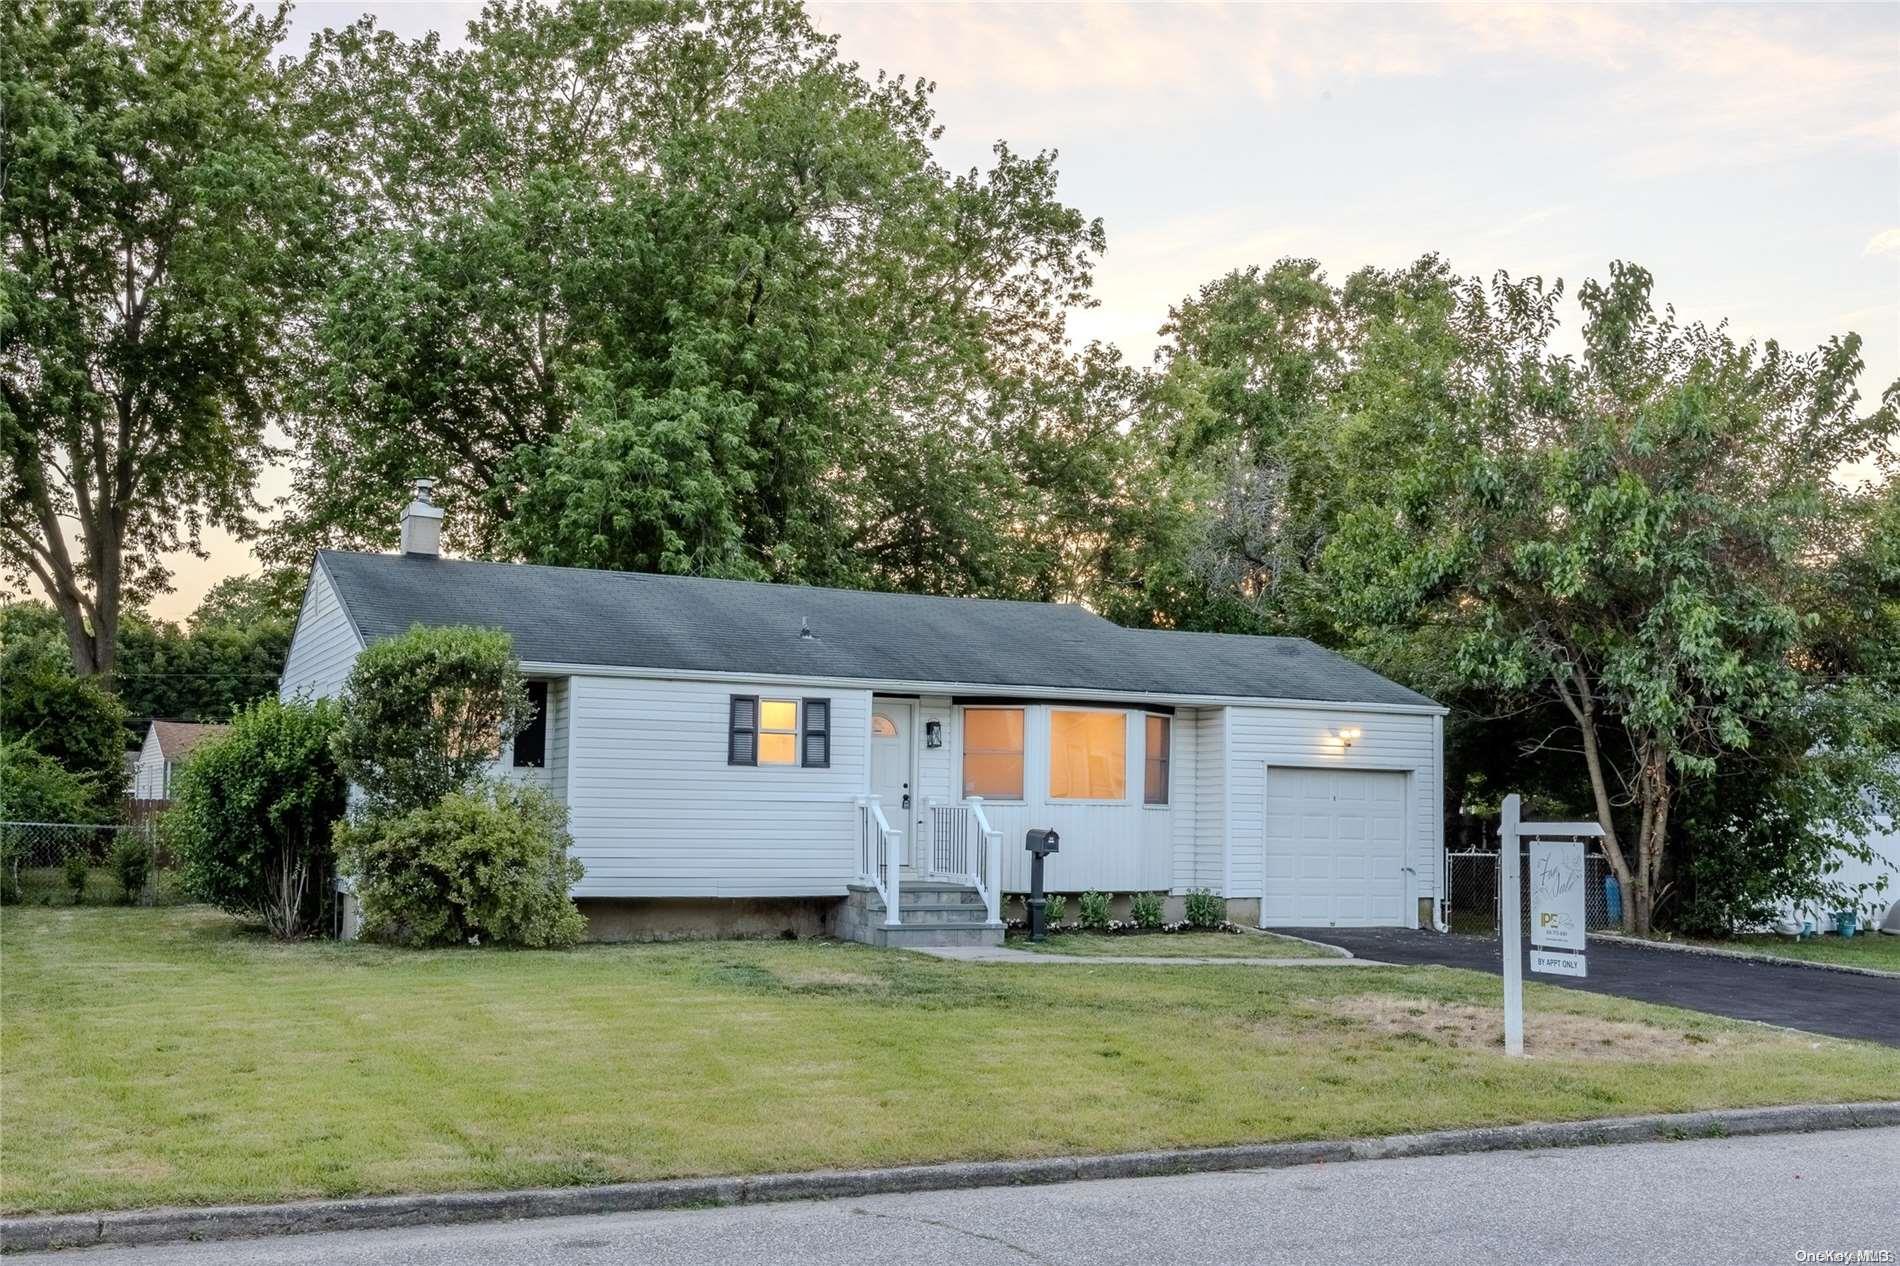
[279,562,365,702]
[1183,707,1225,893]
[132,727,168,800]
[917,695,954,806]
[1226,705,1440,922]
[564,676,872,897]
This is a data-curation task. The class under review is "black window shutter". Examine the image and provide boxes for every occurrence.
[729,695,759,766]
[512,681,549,768]
[802,698,830,768]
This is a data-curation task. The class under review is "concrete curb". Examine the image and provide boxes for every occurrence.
[1594,932,1900,980]
[6,1101,1896,1254]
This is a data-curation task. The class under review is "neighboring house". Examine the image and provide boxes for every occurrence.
[282,486,1448,946]
[1775,792,1899,934]
[131,720,230,801]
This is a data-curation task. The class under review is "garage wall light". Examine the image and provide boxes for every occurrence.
[1333,725,1363,750]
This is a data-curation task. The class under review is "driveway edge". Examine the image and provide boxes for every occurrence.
[7,1102,1897,1253]
[1592,932,1900,980]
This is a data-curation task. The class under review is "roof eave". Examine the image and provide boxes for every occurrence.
[515,659,1447,716]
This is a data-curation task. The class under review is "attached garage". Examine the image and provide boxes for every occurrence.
[1261,766,1410,927]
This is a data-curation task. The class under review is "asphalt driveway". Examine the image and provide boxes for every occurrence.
[1283,927,1900,1047]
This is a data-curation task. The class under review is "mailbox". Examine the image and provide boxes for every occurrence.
[1025,828,1061,855]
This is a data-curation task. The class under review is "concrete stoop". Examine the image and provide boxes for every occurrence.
[836,881,1003,948]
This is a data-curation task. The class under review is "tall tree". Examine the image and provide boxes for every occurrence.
[267,0,1114,602]
[0,0,328,677]
[1319,263,1898,933]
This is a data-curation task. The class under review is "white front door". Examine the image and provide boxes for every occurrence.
[870,702,917,873]
[1262,767,1409,927]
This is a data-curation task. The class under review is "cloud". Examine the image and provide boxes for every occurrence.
[816,2,1896,173]
[1866,229,1900,257]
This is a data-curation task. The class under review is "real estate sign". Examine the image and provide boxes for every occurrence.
[1529,838,1587,976]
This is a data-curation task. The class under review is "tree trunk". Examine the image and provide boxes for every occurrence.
[1628,743,1672,936]
[1554,663,1639,932]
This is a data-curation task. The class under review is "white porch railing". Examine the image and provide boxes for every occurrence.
[925,796,1003,925]
[856,795,902,926]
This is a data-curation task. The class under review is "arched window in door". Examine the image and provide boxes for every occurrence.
[871,714,898,738]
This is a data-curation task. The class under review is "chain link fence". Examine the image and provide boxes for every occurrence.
[1446,848,1620,936]
[0,820,185,907]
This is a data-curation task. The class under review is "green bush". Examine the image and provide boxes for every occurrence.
[1184,888,1226,929]
[338,783,586,949]
[0,738,106,825]
[168,697,348,939]
[1128,890,1164,929]
[1078,889,1111,930]
[112,833,153,904]
[332,625,535,818]
[62,852,90,904]
[1043,893,1067,925]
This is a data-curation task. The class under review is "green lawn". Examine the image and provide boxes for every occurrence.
[1675,932,1900,971]
[1009,930,1341,958]
[5,907,1897,1216]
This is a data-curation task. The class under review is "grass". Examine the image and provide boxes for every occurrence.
[1008,930,1341,958]
[5,906,1898,1216]
[1665,932,1900,971]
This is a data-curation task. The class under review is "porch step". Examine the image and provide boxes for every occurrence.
[838,882,1002,948]
[853,921,1003,949]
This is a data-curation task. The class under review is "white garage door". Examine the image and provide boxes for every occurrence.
[1262,767,1409,927]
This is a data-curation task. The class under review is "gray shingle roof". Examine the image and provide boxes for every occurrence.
[317,551,1437,708]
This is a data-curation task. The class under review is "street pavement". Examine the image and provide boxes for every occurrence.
[1286,926,1900,1047]
[17,1126,1897,1265]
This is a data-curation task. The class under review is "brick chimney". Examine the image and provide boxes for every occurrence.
[399,477,443,556]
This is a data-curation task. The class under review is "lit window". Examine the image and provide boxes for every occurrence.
[962,708,1024,799]
[759,699,799,765]
[871,714,898,738]
[1049,710,1126,800]
[1144,714,1171,805]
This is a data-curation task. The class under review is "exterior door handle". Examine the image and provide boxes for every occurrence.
[902,793,912,809]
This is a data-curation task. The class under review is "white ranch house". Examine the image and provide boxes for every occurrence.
[282,492,1448,946]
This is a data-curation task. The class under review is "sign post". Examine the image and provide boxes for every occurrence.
[1499,795,1524,1056]
[1498,794,1603,1057]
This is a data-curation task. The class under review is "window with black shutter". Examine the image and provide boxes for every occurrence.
[512,681,549,768]
[728,695,760,766]
[801,698,830,768]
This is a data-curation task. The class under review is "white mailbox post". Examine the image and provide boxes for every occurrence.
[1499,793,1604,1057]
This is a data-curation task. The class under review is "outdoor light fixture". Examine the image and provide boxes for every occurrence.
[925,720,944,748]
[1333,725,1363,749]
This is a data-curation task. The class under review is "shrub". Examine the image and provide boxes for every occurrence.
[169,697,348,938]
[338,783,586,949]
[1078,889,1111,930]
[0,627,128,817]
[332,625,535,817]
[1184,888,1225,929]
[1128,890,1164,929]
[112,833,153,904]
[1043,893,1068,925]
[0,738,103,825]
[63,851,90,904]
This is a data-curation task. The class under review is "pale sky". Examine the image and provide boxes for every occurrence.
[140,1,1898,620]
